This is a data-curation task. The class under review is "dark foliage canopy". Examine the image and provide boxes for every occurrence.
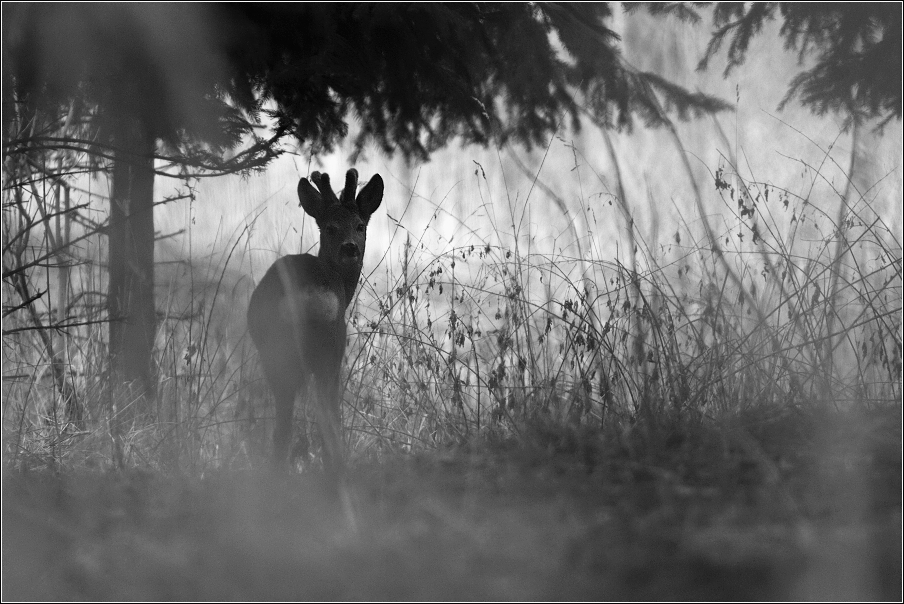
[3,3,729,165]
[696,2,902,126]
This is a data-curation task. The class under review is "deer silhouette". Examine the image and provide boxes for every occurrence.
[247,169,383,473]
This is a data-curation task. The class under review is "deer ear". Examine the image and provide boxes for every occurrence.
[356,174,383,219]
[298,177,326,220]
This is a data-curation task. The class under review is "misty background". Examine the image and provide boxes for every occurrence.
[147,7,902,346]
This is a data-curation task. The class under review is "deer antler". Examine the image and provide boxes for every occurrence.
[341,168,359,208]
[310,171,339,205]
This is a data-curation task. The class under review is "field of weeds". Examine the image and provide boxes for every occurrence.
[3,113,902,599]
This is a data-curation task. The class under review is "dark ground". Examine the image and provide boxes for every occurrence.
[3,416,901,601]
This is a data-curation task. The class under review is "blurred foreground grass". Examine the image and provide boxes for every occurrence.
[4,409,900,601]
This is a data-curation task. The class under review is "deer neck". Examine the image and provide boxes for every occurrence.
[320,250,362,309]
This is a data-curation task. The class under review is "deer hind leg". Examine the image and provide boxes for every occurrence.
[258,345,304,469]
[270,379,297,469]
[291,380,313,463]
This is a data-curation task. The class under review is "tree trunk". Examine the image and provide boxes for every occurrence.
[108,121,157,406]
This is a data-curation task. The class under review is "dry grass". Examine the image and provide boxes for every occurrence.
[3,116,901,599]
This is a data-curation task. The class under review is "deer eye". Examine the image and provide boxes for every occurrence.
[356,223,365,233]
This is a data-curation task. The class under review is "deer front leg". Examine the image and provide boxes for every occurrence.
[314,370,345,477]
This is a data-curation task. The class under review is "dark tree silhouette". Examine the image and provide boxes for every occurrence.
[693,3,901,126]
[4,4,278,402]
[3,3,728,406]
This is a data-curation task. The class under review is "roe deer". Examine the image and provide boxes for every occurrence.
[247,169,383,473]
